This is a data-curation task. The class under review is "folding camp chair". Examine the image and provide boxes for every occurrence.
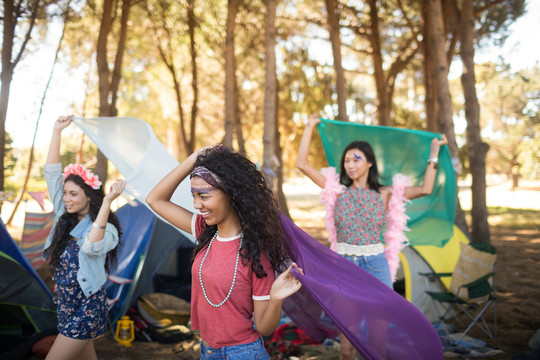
[421,242,497,343]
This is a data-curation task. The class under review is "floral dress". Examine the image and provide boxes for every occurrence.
[53,239,108,339]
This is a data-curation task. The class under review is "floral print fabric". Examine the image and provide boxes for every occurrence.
[334,187,384,246]
[54,239,107,339]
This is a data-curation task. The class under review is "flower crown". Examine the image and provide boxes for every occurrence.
[63,164,102,190]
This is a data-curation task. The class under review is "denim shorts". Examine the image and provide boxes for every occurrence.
[200,336,270,360]
[343,252,392,288]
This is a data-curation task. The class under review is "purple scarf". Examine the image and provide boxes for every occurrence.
[281,214,443,360]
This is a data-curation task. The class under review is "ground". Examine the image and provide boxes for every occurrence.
[12,177,540,360]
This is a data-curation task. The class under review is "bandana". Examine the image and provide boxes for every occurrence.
[190,166,223,191]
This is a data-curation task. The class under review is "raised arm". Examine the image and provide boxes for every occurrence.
[88,180,126,243]
[296,115,326,188]
[403,134,448,200]
[146,149,204,234]
[46,115,73,164]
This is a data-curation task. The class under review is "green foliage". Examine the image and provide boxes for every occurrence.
[477,61,540,180]
[5,0,532,190]
[475,0,525,46]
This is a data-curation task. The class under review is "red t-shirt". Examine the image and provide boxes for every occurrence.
[190,214,276,348]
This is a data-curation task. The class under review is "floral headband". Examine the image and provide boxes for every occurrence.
[63,164,102,190]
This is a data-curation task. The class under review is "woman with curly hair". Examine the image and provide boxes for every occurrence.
[44,115,125,360]
[146,145,303,359]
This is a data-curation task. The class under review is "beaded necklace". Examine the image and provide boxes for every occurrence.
[198,231,243,308]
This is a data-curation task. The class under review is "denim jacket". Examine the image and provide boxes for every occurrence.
[43,163,119,297]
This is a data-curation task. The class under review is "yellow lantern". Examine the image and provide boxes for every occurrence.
[115,316,135,346]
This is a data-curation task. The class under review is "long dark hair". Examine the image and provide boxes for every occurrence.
[190,147,289,278]
[339,141,382,192]
[48,174,122,274]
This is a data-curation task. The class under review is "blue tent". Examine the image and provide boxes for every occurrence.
[0,219,56,358]
[105,200,194,324]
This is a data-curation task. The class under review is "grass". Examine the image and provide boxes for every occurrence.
[464,207,540,231]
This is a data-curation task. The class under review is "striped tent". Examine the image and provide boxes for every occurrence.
[20,212,55,269]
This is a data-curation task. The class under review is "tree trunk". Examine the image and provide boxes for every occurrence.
[0,68,13,196]
[460,0,490,243]
[234,76,245,154]
[95,0,131,182]
[172,69,188,158]
[275,112,290,219]
[367,0,389,126]
[425,0,470,238]
[0,0,39,199]
[224,0,239,148]
[325,0,348,121]
[187,0,198,156]
[421,0,438,132]
[263,0,277,189]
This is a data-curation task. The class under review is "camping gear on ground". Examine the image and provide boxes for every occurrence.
[0,219,57,359]
[137,292,191,326]
[126,305,193,344]
[115,316,135,346]
[422,242,497,344]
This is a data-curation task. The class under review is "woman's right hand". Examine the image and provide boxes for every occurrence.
[187,144,223,164]
[104,180,126,203]
[307,114,321,128]
[54,115,74,131]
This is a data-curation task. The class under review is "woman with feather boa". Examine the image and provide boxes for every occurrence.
[296,114,448,360]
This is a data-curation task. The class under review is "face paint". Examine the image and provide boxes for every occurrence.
[353,153,363,160]
[191,184,217,193]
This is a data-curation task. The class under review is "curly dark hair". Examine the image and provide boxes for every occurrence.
[339,141,382,192]
[48,174,122,274]
[190,147,289,278]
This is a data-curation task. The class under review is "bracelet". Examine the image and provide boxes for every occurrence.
[427,157,439,170]
[93,222,106,230]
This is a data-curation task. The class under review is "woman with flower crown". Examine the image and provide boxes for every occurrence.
[43,115,125,360]
[146,145,303,359]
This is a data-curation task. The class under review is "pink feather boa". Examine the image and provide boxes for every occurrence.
[384,174,411,283]
[320,167,345,252]
[320,169,410,283]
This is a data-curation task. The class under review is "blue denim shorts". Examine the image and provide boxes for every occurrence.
[343,252,392,288]
[200,336,270,360]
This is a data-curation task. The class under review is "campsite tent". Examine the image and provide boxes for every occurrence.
[0,219,56,358]
[395,226,469,322]
[106,200,194,324]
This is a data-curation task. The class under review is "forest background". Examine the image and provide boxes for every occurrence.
[1,0,539,249]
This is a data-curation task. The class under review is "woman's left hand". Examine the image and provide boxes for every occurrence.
[270,263,303,301]
[430,134,448,155]
[104,180,126,203]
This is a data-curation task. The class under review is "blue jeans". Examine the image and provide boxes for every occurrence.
[343,253,392,288]
[200,336,270,360]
